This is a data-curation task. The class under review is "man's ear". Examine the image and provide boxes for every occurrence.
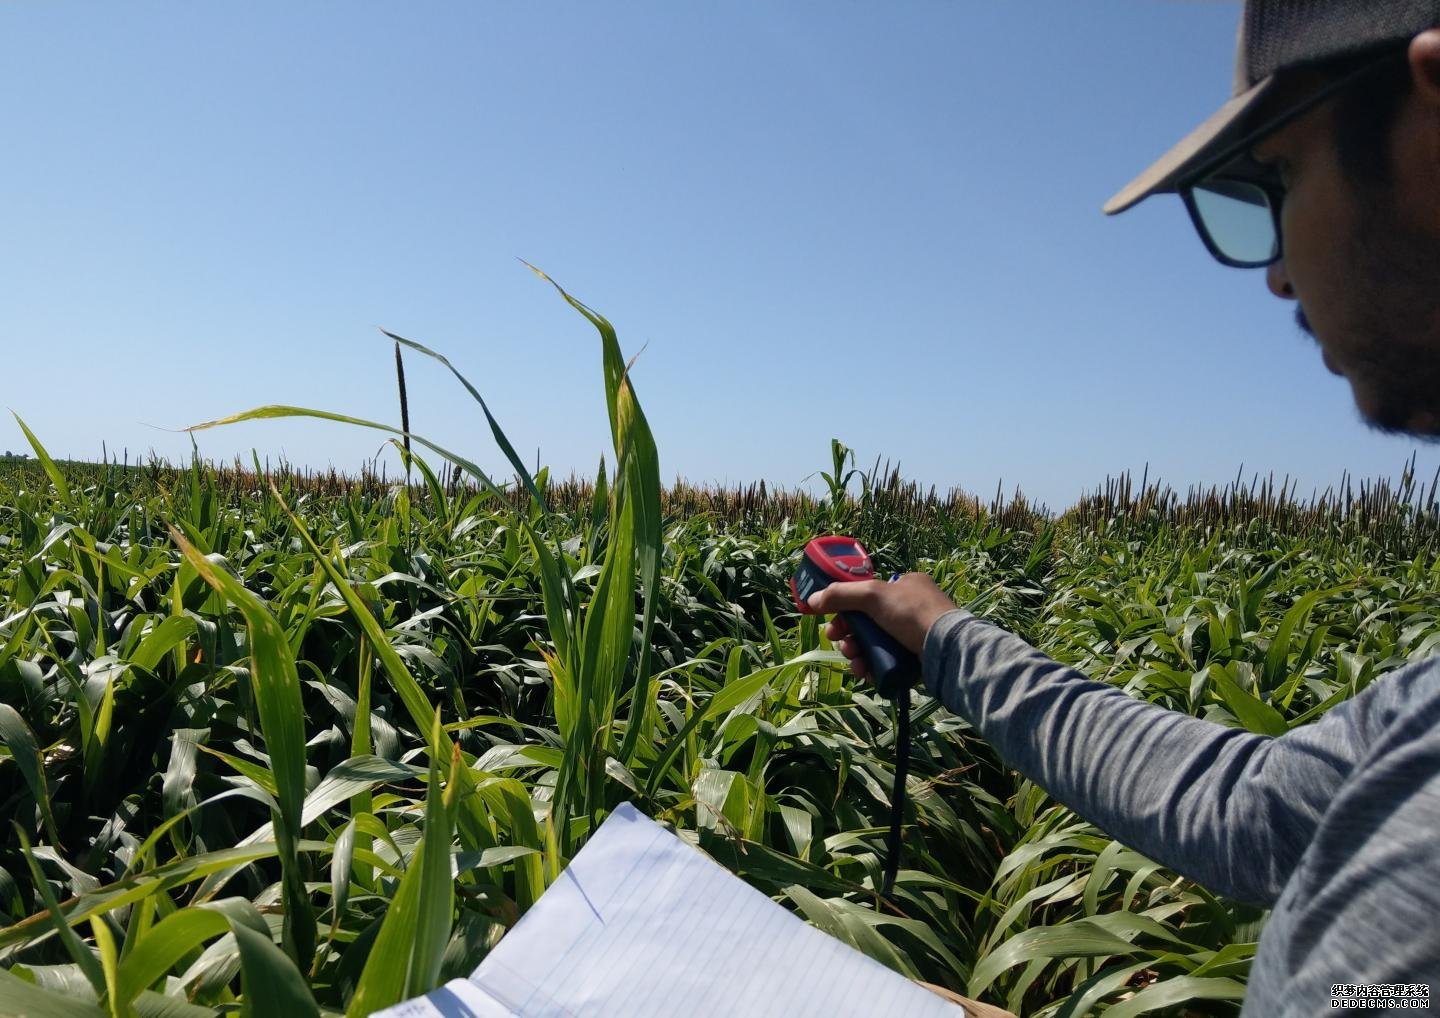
[1410,29,1440,107]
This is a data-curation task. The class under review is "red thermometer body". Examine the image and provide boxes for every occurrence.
[791,536,920,697]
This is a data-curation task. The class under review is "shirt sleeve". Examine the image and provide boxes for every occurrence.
[920,609,1416,907]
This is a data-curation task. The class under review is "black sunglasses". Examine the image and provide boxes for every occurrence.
[1178,46,1409,268]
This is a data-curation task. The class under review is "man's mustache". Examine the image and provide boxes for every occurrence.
[1296,306,1314,338]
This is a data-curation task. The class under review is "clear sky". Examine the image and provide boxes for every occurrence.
[4,1,1437,511]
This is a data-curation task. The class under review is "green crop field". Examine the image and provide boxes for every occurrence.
[2,279,1439,1017]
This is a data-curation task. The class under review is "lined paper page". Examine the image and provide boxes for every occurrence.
[373,979,513,1018]
[373,802,963,1018]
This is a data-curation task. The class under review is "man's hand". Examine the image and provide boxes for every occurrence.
[806,572,957,680]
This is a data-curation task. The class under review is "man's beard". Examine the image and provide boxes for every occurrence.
[1298,183,1440,439]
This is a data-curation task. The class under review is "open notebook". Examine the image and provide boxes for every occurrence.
[373,802,962,1017]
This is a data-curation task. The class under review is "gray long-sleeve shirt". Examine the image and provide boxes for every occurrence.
[922,609,1440,1015]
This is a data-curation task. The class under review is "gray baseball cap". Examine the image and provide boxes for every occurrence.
[1104,0,1440,215]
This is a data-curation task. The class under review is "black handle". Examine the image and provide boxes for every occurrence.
[840,610,919,698]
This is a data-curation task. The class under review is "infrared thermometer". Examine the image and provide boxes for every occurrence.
[791,535,920,697]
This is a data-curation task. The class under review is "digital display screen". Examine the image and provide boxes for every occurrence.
[823,541,862,559]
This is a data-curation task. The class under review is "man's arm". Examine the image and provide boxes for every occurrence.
[923,609,1415,907]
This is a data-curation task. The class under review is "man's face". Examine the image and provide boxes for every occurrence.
[1252,42,1440,437]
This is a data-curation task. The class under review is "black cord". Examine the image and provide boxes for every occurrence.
[880,689,910,902]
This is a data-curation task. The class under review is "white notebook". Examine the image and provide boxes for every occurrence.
[373,802,963,1018]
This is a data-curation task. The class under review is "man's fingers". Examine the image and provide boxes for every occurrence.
[823,622,855,657]
[808,571,957,655]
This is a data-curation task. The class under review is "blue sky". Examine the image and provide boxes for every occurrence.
[4,1,1436,510]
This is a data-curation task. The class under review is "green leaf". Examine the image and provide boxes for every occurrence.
[968,920,1139,999]
[187,405,509,502]
[343,831,424,1014]
[1051,961,1154,1018]
[12,413,72,504]
[409,730,459,996]
[701,834,862,898]
[381,330,547,511]
[191,756,418,904]
[783,885,919,979]
[0,704,63,845]
[128,616,197,674]
[526,527,573,675]
[0,966,105,1018]
[160,729,207,834]
[645,649,843,798]
[346,720,459,1015]
[1206,663,1289,736]
[232,919,320,1018]
[329,819,359,937]
[1262,585,1347,696]
[88,915,131,1018]
[267,492,497,858]
[0,839,328,954]
[17,826,107,995]
[1100,975,1248,1018]
[170,529,315,969]
[195,744,279,797]
[116,899,264,1005]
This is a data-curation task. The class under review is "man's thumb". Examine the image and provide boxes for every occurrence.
[807,580,883,614]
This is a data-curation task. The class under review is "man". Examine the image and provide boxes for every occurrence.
[808,3,1440,1014]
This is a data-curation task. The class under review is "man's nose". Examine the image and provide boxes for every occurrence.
[1267,257,1296,299]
